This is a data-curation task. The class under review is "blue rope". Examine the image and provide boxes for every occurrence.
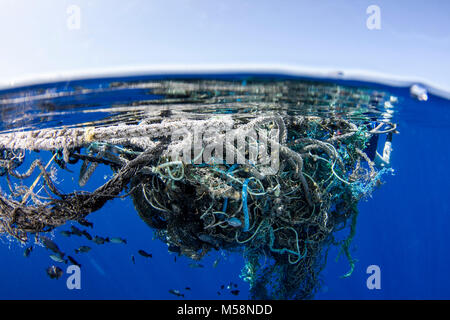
[227,164,239,173]
[222,198,228,213]
[269,227,307,263]
[242,178,250,232]
[222,164,239,214]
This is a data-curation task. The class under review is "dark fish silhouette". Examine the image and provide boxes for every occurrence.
[131,255,135,264]
[197,233,220,248]
[138,250,152,258]
[188,262,204,268]
[169,289,184,298]
[78,219,93,228]
[109,237,127,244]
[46,265,63,279]
[60,231,72,237]
[93,236,109,245]
[41,236,62,255]
[185,287,191,291]
[75,246,91,254]
[230,290,240,296]
[67,255,81,267]
[70,226,84,237]
[23,246,33,258]
[82,230,92,241]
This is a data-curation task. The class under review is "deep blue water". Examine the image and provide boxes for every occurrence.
[0,74,449,299]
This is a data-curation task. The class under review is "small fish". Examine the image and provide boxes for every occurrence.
[49,254,65,263]
[227,217,242,228]
[168,289,184,298]
[188,262,204,269]
[185,287,191,291]
[217,291,221,295]
[60,231,72,237]
[82,230,92,241]
[138,250,152,258]
[230,290,240,296]
[93,236,109,245]
[174,256,177,263]
[197,234,220,248]
[78,219,93,228]
[67,255,81,267]
[41,236,62,255]
[213,258,220,268]
[234,284,238,288]
[75,246,91,254]
[46,266,63,279]
[70,226,84,237]
[221,285,225,290]
[23,246,33,258]
[131,255,135,264]
[109,237,127,244]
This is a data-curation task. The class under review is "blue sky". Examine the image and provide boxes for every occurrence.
[0,0,449,92]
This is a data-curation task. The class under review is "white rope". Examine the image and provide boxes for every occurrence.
[0,117,235,152]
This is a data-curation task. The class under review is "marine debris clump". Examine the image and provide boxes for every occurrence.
[0,80,397,299]
[131,115,395,299]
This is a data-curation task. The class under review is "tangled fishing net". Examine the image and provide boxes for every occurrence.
[0,79,397,299]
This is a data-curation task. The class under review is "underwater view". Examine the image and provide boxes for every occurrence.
[0,1,449,305]
[0,73,448,300]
